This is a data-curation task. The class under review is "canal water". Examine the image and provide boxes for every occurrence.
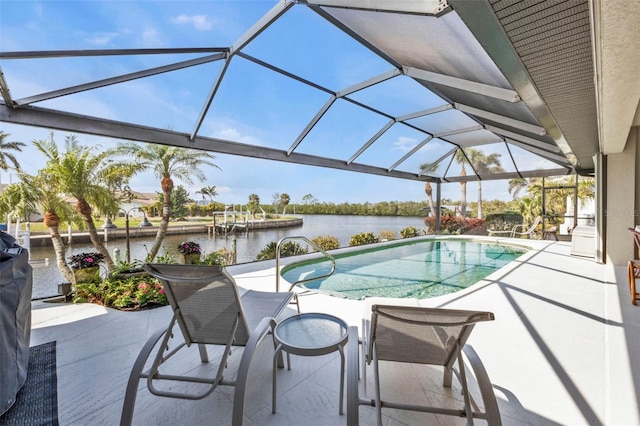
[28,214,426,299]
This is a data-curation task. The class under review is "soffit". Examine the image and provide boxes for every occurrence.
[592,0,640,154]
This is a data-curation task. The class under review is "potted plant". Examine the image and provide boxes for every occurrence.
[177,241,201,264]
[69,252,105,283]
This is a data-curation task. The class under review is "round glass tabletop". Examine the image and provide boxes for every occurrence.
[275,313,348,351]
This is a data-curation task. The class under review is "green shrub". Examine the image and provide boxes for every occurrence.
[378,230,397,242]
[201,247,234,266]
[349,232,379,247]
[424,216,486,235]
[151,251,176,264]
[256,241,309,261]
[311,235,340,251]
[400,226,422,238]
[485,211,523,233]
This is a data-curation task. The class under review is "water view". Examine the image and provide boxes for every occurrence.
[28,214,426,299]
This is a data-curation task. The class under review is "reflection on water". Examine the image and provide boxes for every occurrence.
[28,214,426,299]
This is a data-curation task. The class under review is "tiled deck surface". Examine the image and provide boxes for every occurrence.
[29,237,640,425]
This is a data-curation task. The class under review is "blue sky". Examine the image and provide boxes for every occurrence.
[0,1,520,206]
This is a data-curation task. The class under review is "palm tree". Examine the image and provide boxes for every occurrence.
[466,149,504,219]
[248,194,260,219]
[0,180,40,222]
[516,196,541,226]
[0,131,26,173]
[22,171,77,283]
[419,162,439,217]
[196,185,218,202]
[507,178,530,199]
[280,193,291,215]
[453,150,470,217]
[114,142,219,261]
[33,133,119,271]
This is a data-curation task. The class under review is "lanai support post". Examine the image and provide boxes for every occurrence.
[436,181,441,234]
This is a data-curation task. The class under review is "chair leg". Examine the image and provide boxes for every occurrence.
[338,344,345,415]
[456,345,474,426]
[198,343,209,362]
[372,348,383,426]
[120,327,168,426]
[346,327,360,426]
[443,365,454,387]
[628,262,638,305]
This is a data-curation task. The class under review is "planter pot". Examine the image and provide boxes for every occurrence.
[179,253,201,264]
[58,283,72,295]
[73,266,100,283]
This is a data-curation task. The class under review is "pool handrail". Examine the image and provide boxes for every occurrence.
[275,236,336,293]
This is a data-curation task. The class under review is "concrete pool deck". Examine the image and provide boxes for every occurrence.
[29,237,640,425]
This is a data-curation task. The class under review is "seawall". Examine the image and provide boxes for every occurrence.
[26,218,303,248]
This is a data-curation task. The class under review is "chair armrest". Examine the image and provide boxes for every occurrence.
[232,317,276,425]
[487,230,514,236]
[462,345,502,425]
[511,224,527,233]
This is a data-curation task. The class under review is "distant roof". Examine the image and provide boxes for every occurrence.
[0,0,599,185]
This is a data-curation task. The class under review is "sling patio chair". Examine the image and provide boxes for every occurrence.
[627,227,640,304]
[120,264,294,425]
[488,216,541,239]
[347,302,501,425]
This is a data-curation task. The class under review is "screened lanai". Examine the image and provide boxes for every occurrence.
[0,0,597,190]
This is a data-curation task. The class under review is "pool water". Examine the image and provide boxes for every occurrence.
[281,239,527,300]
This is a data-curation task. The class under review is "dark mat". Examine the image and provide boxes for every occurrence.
[0,342,59,426]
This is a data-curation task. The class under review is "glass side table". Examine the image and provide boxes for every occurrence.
[272,312,349,415]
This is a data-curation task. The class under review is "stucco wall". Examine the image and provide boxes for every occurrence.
[605,127,638,265]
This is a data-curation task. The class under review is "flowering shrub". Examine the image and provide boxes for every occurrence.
[424,216,486,235]
[178,241,201,255]
[68,252,104,269]
[134,280,167,307]
[74,275,168,309]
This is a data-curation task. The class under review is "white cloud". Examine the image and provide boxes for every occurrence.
[392,136,418,152]
[213,127,258,145]
[142,28,161,45]
[85,33,118,46]
[172,14,212,31]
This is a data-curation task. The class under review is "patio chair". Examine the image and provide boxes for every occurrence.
[488,216,541,239]
[627,227,640,304]
[120,264,294,425]
[347,303,501,425]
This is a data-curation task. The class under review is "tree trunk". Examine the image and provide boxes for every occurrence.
[459,168,467,217]
[147,187,172,261]
[76,199,114,271]
[425,183,437,217]
[82,213,115,272]
[48,225,75,283]
[477,181,483,219]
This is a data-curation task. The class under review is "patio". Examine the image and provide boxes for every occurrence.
[29,236,640,425]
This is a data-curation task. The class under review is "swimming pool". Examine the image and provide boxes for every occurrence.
[280,239,527,299]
